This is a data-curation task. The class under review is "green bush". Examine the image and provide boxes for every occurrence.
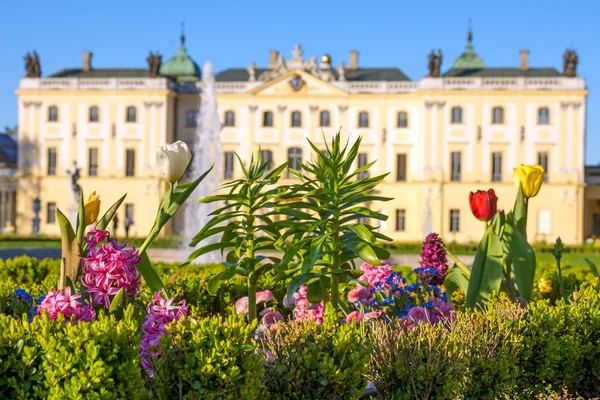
[0,278,50,320]
[0,256,59,286]
[148,314,264,399]
[263,315,371,400]
[0,306,145,399]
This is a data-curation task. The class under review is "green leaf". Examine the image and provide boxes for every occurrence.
[286,273,318,301]
[585,258,599,278]
[310,235,328,265]
[167,166,213,217]
[465,227,504,308]
[351,241,381,265]
[186,242,232,264]
[444,267,470,302]
[510,227,536,301]
[513,183,528,237]
[138,252,166,295]
[96,193,127,231]
[109,288,125,313]
[76,191,85,248]
[307,281,323,303]
[349,224,376,244]
[349,207,388,221]
[56,208,80,289]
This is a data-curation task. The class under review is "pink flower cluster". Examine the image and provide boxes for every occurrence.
[37,286,95,323]
[284,286,325,324]
[400,298,454,328]
[235,290,283,328]
[358,262,393,288]
[140,290,188,375]
[419,233,449,286]
[81,229,142,308]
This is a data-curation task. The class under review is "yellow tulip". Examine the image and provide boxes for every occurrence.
[538,278,553,295]
[84,191,101,226]
[513,164,545,199]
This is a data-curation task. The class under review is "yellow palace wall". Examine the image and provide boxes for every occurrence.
[15,73,587,244]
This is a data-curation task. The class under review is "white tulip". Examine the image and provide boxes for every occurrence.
[156,141,192,184]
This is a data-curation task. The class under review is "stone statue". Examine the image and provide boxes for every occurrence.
[67,161,81,202]
[563,49,578,77]
[147,51,162,77]
[428,50,443,77]
[24,52,41,78]
[337,61,346,81]
[247,61,256,81]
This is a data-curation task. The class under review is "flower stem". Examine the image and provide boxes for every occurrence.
[556,257,565,297]
[248,281,257,322]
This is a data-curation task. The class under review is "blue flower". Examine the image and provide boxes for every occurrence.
[27,306,38,323]
[405,283,421,292]
[438,295,448,302]
[413,268,424,274]
[424,268,439,275]
[13,289,32,304]
[422,301,434,309]
[381,297,394,306]
[36,295,46,305]
[369,298,378,307]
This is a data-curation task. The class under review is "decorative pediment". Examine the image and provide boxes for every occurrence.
[250,69,348,96]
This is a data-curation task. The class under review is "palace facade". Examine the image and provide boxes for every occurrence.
[15,32,590,244]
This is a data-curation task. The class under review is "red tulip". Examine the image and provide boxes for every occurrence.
[469,189,498,222]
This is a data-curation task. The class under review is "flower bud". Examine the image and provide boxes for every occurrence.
[513,164,545,199]
[469,189,498,222]
[156,141,192,184]
[84,191,101,226]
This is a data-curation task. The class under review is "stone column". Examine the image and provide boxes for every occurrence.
[7,189,13,231]
[0,190,4,230]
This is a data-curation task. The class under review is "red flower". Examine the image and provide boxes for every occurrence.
[469,189,498,222]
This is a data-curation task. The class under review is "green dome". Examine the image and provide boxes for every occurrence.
[452,31,485,69]
[159,35,201,82]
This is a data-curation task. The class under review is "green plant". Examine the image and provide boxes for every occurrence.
[278,132,391,310]
[367,319,462,400]
[186,150,289,321]
[263,311,371,399]
[0,305,145,399]
[148,314,264,400]
[0,256,59,286]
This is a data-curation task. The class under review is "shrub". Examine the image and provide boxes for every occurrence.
[0,256,59,285]
[263,315,371,399]
[0,306,144,399]
[148,313,264,399]
[368,320,462,399]
[0,278,51,320]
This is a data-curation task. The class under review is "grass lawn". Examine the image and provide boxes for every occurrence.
[537,252,600,269]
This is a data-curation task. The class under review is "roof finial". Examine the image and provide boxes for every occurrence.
[467,18,473,43]
[180,21,185,46]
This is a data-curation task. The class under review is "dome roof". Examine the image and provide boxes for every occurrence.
[159,35,201,82]
[451,30,485,69]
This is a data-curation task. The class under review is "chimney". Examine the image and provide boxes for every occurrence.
[82,51,93,72]
[269,50,279,69]
[349,50,359,70]
[520,50,529,71]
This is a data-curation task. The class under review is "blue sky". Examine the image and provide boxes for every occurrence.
[1,0,598,162]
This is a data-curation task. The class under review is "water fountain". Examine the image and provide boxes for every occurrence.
[181,61,223,262]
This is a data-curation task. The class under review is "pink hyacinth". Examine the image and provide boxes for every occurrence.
[81,229,141,309]
[346,311,363,325]
[364,310,383,320]
[292,286,324,324]
[262,311,283,326]
[358,262,393,288]
[37,286,95,323]
[348,287,370,303]
[235,297,250,315]
[429,297,454,324]
[406,306,429,323]
[419,233,448,285]
[256,290,274,303]
[140,290,188,376]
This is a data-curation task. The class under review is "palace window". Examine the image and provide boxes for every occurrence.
[319,110,330,127]
[538,152,549,182]
[48,106,58,122]
[125,149,135,177]
[357,153,369,180]
[47,147,57,176]
[88,148,98,177]
[288,147,302,178]
[395,209,406,232]
[491,152,503,182]
[291,111,302,127]
[125,204,135,221]
[263,111,273,127]
[593,214,600,236]
[224,151,234,179]
[396,153,407,182]
[89,106,99,122]
[358,111,369,128]
[397,111,408,128]
[451,106,463,124]
[47,202,56,224]
[224,111,235,127]
[126,106,137,123]
[538,107,550,125]
[450,151,462,182]
[261,149,274,172]
[186,110,198,127]
[449,209,460,233]
[492,107,504,124]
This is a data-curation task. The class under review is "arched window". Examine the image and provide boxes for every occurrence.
[358,111,369,128]
[397,111,408,128]
[48,106,58,122]
[287,147,302,178]
[319,110,330,127]
[224,111,235,127]
[261,149,274,172]
[492,107,504,124]
[538,107,550,125]
[89,106,99,122]
[263,111,273,127]
[291,111,302,127]
[126,106,137,123]
[451,106,463,124]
